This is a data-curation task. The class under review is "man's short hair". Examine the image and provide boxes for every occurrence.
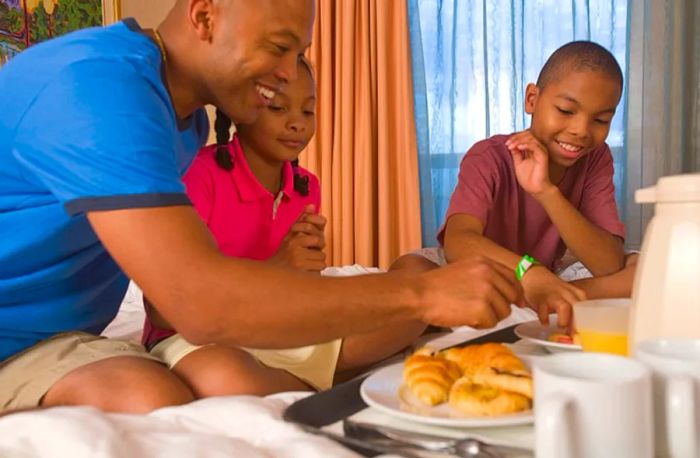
[536,41,623,90]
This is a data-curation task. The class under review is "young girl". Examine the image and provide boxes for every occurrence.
[143,58,425,396]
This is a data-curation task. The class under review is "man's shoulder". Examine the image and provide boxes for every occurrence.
[2,21,160,96]
[0,22,160,135]
[10,22,152,68]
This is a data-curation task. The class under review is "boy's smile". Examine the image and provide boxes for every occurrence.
[525,70,622,174]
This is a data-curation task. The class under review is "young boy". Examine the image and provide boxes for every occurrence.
[392,41,637,327]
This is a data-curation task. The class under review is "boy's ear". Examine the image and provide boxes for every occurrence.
[524,83,539,115]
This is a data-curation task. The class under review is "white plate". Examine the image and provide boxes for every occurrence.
[514,319,582,353]
[360,362,534,428]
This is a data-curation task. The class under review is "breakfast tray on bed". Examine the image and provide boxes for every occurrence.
[283,325,520,456]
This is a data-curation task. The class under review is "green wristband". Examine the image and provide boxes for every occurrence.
[515,254,537,281]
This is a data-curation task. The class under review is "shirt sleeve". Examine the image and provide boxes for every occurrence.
[437,142,499,244]
[12,59,189,216]
[579,145,626,240]
[182,155,215,224]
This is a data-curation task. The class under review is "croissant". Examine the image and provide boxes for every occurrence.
[403,347,462,406]
[448,376,531,416]
[441,343,532,398]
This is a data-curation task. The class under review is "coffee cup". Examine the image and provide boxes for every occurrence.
[534,352,653,458]
[635,339,700,458]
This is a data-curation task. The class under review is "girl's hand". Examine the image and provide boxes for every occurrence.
[289,204,326,250]
[521,265,586,330]
[505,130,555,198]
[268,205,327,272]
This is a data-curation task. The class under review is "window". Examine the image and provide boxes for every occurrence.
[410,0,629,244]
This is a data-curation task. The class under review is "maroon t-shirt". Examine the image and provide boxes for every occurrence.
[437,134,625,270]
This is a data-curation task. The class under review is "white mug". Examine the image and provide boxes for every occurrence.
[534,352,653,458]
[636,339,700,458]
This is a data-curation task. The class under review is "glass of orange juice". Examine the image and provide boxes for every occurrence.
[573,299,631,356]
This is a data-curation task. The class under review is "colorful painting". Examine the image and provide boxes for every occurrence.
[0,0,105,67]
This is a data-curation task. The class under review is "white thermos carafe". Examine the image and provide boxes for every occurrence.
[629,173,700,345]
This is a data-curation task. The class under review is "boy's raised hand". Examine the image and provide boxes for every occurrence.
[521,265,586,329]
[505,130,554,197]
[268,205,327,272]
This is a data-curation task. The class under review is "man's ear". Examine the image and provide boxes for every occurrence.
[188,0,214,42]
[524,83,540,115]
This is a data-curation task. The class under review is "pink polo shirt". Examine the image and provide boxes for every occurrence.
[437,134,625,270]
[142,135,320,347]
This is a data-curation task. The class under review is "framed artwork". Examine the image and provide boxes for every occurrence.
[0,0,121,68]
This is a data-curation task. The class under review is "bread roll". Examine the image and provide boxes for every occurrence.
[400,344,533,415]
[403,348,461,406]
[441,343,532,398]
[448,376,531,416]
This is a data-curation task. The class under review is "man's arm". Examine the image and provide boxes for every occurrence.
[443,213,584,327]
[88,206,523,349]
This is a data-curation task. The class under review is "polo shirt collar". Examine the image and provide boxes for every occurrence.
[229,136,294,202]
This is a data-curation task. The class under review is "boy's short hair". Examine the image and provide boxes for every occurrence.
[536,41,623,90]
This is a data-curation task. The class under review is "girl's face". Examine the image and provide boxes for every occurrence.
[237,63,316,164]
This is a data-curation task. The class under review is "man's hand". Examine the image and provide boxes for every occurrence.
[521,265,586,329]
[419,256,525,329]
[505,130,555,197]
[267,204,327,272]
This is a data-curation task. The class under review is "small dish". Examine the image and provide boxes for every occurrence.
[514,318,582,353]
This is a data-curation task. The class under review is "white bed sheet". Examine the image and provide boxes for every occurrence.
[1,263,587,457]
[0,265,388,458]
[0,393,368,458]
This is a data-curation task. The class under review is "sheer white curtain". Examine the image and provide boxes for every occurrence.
[624,0,700,248]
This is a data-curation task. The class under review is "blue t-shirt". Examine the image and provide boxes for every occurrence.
[0,19,209,361]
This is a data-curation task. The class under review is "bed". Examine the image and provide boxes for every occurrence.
[0,263,566,457]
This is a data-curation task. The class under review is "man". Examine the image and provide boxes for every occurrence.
[0,0,522,414]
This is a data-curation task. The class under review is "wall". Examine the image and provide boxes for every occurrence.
[120,0,175,28]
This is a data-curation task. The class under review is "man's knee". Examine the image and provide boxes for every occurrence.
[42,356,194,413]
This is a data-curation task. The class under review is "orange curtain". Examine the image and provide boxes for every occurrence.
[300,0,422,269]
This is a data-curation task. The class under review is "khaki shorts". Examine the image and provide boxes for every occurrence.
[151,334,343,391]
[0,332,160,411]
